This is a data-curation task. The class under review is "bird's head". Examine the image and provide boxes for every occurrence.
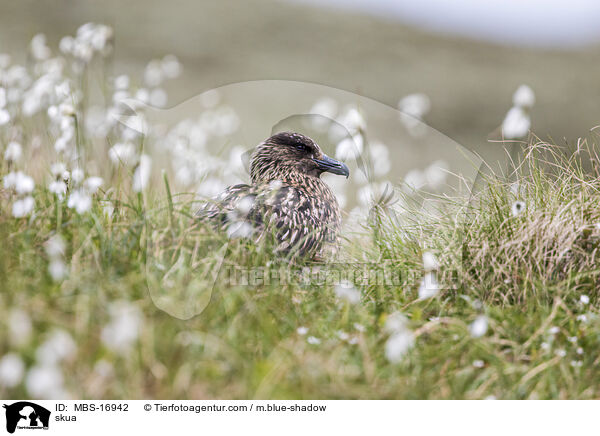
[250,132,349,184]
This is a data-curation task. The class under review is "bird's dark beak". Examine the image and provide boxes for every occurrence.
[313,154,350,178]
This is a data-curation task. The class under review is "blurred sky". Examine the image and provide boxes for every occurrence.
[292,0,600,48]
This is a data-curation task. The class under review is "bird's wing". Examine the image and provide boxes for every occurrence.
[196,183,254,225]
[197,183,337,257]
[254,185,329,255]
[197,182,294,229]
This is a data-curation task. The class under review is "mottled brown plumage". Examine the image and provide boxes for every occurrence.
[197,132,349,259]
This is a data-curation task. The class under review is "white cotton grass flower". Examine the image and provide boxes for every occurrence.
[357,183,388,208]
[334,280,361,304]
[398,93,431,120]
[418,272,440,299]
[93,359,114,379]
[236,195,255,215]
[555,349,567,358]
[4,171,35,194]
[4,141,22,162]
[144,59,163,87]
[335,134,364,162]
[385,329,415,364]
[45,234,65,258]
[12,197,35,218]
[469,315,489,338]
[422,252,439,271]
[8,309,32,346]
[309,97,338,130]
[48,260,68,282]
[50,162,71,182]
[337,106,366,133]
[30,34,51,60]
[0,353,25,388]
[150,88,168,107]
[398,93,430,136]
[368,141,391,176]
[109,142,138,166]
[71,167,85,184]
[0,109,10,125]
[84,176,103,194]
[357,186,373,208]
[59,35,74,54]
[384,312,410,334]
[297,326,309,336]
[103,202,115,218]
[26,364,67,399]
[548,326,560,335]
[59,103,75,118]
[112,90,130,106]
[65,23,112,63]
[161,54,182,79]
[424,160,449,190]
[472,359,485,369]
[54,137,70,153]
[67,189,92,214]
[132,154,152,192]
[114,74,130,90]
[403,169,426,191]
[135,88,150,104]
[512,85,535,109]
[336,330,350,341]
[15,174,35,194]
[511,201,526,217]
[502,107,530,139]
[307,336,321,345]
[36,329,77,365]
[101,300,143,355]
[47,105,60,121]
[55,80,71,99]
[310,97,338,119]
[580,295,590,305]
[87,360,114,396]
[48,180,67,199]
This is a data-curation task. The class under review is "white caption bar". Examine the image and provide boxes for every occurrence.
[0,400,595,435]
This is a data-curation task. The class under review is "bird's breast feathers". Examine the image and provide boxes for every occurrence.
[198,178,341,258]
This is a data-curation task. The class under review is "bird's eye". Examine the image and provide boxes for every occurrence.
[295,144,310,153]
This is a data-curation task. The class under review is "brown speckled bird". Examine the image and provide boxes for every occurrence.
[197,132,350,260]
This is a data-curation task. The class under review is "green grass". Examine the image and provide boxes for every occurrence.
[2,138,600,399]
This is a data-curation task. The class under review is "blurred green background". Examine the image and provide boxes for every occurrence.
[1,0,599,156]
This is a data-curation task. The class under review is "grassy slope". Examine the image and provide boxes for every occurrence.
[2,140,600,399]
